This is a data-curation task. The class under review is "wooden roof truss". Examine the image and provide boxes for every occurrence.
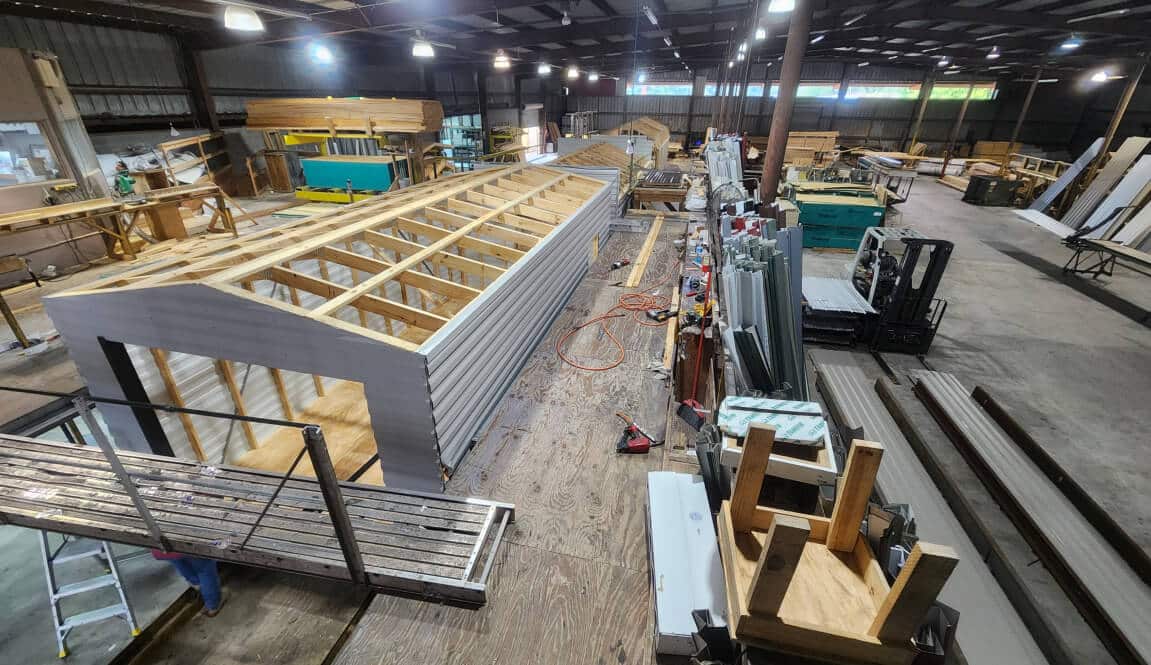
[70,165,604,350]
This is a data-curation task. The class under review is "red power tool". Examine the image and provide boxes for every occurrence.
[615,412,663,454]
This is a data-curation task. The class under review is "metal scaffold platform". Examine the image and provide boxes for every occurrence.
[0,428,514,606]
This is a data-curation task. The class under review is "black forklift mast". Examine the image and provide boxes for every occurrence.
[871,238,954,354]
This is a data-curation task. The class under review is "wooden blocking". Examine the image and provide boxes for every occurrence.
[869,542,959,643]
[827,440,883,552]
[747,514,811,616]
[730,423,775,532]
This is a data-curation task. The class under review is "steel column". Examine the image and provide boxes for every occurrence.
[1082,55,1149,188]
[904,71,934,152]
[939,84,974,178]
[759,0,813,204]
[1000,67,1042,175]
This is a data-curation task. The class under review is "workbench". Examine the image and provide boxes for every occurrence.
[0,184,236,260]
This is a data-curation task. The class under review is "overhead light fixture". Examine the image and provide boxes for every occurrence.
[987,65,1009,70]
[673,50,680,58]
[755,25,767,41]
[888,54,898,60]
[310,43,334,64]
[567,64,579,79]
[857,61,869,67]
[1091,69,1109,82]
[664,36,673,47]
[223,5,264,31]
[976,32,1012,42]
[736,52,745,61]
[1060,35,1082,50]
[738,41,747,53]
[538,62,550,75]
[767,0,795,13]
[728,60,735,68]
[1067,8,1127,23]
[1037,78,1059,83]
[493,49,511,70]
[843,13,866,26]
[987,46,1000,60]
[561,10,571,25]
[642,5,658,25]
[588,71,599,82]
[810,34,825,44]
[937,56,951,67]
[412,31,434,58]
[943,68,961,75]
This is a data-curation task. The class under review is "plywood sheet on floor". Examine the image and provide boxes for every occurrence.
[235,380,380,482]
[329,221,684,664]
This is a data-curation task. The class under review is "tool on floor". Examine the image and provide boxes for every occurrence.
[38,532,139,658]
[616,412,663,454]
[646,308,677,323]
[610,258,631,270]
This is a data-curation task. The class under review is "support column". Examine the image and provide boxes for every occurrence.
[1082,55,1149,187]
[685,73,698,145]
[940,84,974,177]
[759,0,814,205]
[422,65,436,100]
[1000,67,1042,175]
[178,38,219,132]
[904,70,934,152]
[476,68,490,154]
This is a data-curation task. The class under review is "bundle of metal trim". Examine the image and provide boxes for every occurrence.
[812,351,1048,665]
[720,228,807,399]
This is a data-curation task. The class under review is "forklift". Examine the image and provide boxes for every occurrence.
[804,227,953,354]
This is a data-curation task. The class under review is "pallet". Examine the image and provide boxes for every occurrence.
[718,424,958,665]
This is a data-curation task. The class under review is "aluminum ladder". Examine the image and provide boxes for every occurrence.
[38,532,140,658]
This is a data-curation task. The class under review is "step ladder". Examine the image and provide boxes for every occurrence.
[38,532,140,658]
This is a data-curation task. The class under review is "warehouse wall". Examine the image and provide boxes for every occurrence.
[0,13,1142,158]
[566,62,1125,158]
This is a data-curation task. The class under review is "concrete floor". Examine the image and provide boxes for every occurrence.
[807,178,1150,550]
[1,180,1148,664]
[0,527,188,665]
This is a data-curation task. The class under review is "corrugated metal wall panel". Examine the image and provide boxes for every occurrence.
[0,16,184,87]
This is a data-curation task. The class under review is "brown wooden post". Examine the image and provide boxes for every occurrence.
[759,0,814,204]
[1081,55,1149,188]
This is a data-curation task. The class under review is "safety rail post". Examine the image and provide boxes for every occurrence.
[74,397,170,550]
[302,425,366,584]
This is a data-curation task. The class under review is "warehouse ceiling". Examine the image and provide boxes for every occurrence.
[4,0,1149,77]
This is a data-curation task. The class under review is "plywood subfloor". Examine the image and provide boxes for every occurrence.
[97,219,693,665]
[328,221,690,665]
[234,380,382,483]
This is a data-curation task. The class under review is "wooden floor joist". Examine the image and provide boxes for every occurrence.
[625,214,665,288]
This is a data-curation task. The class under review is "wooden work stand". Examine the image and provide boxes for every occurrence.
[717,423,959,665]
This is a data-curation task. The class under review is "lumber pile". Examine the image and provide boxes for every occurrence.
[245,97,444,134]
[718,423,958,664]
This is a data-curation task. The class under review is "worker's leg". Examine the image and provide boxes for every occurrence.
[168,558,200,587]
[186,558,222,612]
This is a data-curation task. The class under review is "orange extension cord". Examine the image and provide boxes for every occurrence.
[555,257,682,372]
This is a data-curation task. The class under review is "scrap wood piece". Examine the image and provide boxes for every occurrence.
[625,213,665,287]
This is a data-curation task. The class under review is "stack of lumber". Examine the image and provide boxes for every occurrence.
[971,140,1020,162]
[717,424,959,664]
[749,131,839,166]
[245,97,444,134]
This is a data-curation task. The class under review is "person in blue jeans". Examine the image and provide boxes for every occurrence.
[151,551,224,616]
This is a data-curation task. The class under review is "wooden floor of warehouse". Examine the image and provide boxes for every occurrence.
[2,179,1149,665]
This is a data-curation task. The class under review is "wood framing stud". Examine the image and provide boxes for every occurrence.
[731,423,775,532]
[869,542,959,642]
[827,440,883,552]
[747,513,811,616]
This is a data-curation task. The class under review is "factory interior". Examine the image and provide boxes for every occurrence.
[0,1,1149,664]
